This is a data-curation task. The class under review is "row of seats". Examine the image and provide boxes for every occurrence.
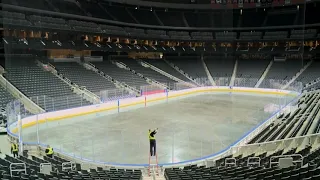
[116,57,319,90]
[0,152,142,180]
[166,56,207,79]
[51,62,116,94]
[236,59,270,87]
[92,60,148,89]
[305,81,320,92]
[259,60,304,88]
[117,58,178,89]
[0,86,15,111]
[3,59,91,112]
[298,61,320,87]
[165,143,320,180]
[249,90,320,144]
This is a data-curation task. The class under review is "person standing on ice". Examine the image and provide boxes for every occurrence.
[149,128,158,156]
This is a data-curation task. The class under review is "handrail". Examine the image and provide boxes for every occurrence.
[10,163,26,177]
[247,157,261,167]
[225,158,237,167]
[62,161,76,171]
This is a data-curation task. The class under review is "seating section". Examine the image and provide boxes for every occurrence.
[100,25,127,36]
[119,59,177,89]
[146,30,169,39]
[264,31,288,40]
[125,27,148,39]
[0,11,32,27]
[239,32,263,40]
[236,59,270,86]
[191,32,213,40]
[93,60,149,88]
[260,60,303,88]
[168,31,191,40]
[290,29,317,39]
[29,15,71,30]
[0,86,15,110]
[166,56,207,79]
[306,82,320,92]
[215,32,237,40]
[68,20,101,32]
[204,57,235,78]
[52,62,116,94]
[4,59,90,111]
[297,61,320,86]
[0,11,25,19]
[249,91,320,144]
[0,153,142,180]
[165,145,319,180]
[144,59,190,82]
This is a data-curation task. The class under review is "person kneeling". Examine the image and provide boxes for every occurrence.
[45,145,54,158]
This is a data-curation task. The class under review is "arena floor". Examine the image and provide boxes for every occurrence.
[21,92,294,165]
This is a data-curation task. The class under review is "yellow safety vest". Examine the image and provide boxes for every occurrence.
[46,147,53,155]
[12,144,18,152]
[149,131,155,140]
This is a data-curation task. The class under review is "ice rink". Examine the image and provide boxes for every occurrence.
[21,92,294,165]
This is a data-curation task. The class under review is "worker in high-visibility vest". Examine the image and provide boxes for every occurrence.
[11,142,19,158]
[149,128,158,156]
[45,145,54,158]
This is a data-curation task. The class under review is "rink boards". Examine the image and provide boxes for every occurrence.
[8,86,298,135]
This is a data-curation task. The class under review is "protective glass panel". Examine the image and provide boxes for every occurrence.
[9,82,298,165]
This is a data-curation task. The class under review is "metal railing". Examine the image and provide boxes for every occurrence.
[225,158,236,167]
[10,163,26,177]
[247,157,260,167]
